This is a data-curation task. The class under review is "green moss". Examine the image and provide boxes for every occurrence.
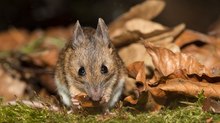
[0,101,219,123]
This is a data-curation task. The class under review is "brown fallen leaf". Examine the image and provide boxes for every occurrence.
[125,19,165,34]
[158,78,220,99]
[181,44,220,71]
[176,30,220,71]
[29,48,59,67]
[202,98,220,114]
[144,42,214,80]
[175,29,220,48]
[45,26,72,40]
[142,23,185,43]
[124,95,138,105]
[119,43,153,68]
[111,19,167,47]
[109,0,165,35]
[111,22,184,48]
[125,61,165,111]
[127,61,146,92]
[118,43,179,71]
[0,28,29,51]
[74,93,99,107]
[145,91,165,111]
[0,66,26,101]
[127,61,145,79]
[124,89,165,111]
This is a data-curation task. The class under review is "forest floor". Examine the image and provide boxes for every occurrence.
[0,99,219,123]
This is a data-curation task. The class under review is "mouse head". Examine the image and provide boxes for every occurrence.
[66,18,118,101]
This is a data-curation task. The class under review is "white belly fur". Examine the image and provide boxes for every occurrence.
[55,77,71,107]
[109,77,125,107]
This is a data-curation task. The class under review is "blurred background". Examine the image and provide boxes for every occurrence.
[0,0,219,33]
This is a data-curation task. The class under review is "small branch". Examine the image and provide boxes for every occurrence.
[5,100,60,111]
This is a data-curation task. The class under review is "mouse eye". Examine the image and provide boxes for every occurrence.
[101,65,108,74]
[78,67,86,76]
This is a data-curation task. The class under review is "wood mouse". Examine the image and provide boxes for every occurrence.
[54,18,126,113]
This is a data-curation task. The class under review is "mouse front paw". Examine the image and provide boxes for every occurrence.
[100,96,110,104]
[70,95,82,110]
[72,99,82,109]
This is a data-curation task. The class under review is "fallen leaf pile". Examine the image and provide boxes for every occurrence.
[0,0,220,113]
[108,0,220,112]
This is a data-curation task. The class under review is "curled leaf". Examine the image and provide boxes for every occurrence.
[175,29,220,48]
[124,95,138,104]
[181,44,220,70]
[142,23,185,43]
[74,93,97,107]
[127,61,146,92]
[159,78,220,99]
[109,0,165,35]
[144,42,213,79]
[111,19,167,47]
[125,19,165,34]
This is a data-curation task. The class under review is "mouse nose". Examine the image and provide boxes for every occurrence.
[91,95,101,101]
[89,88,102,101]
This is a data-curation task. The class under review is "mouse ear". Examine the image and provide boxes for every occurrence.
[95,18,110,45]
[72,20,85,48]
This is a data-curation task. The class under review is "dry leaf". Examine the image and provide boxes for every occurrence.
[145,91,165,111]
[159,78,220,98]
[0,28,29,51]
[0,67,26,101]
[142,23,185,43]
[74,93,98,107]
[125,19,165,35]
[45,26,72,40]
[119,43,153,68]
[29,48,59,67]
[144,42,213,79]
[175,29,220,48]
[159,43,181,53]
[127,61,146,92]
[127,61,145,79]
[111,22,184,48]
[124,95,138,104]
[111,19,167,47]
[109,0,165,35]
[125,61,165,111]
[182,44,220,70]
[176,30,220,72]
